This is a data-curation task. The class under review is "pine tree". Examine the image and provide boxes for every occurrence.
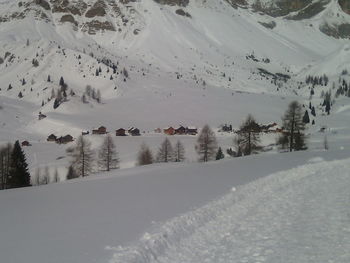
[311,106,316,117]
[59,76,65,86]
[303,110,310,124]
[8,141,31,188]
[195,125,218,162]
[173,140,185,162]
[137,143,153,166]
[279,101,307,152]
[67,136,94,177]
[215,147,225,160]
[237,114,260,155]
[156,138,174,163]
[98,134,119,171]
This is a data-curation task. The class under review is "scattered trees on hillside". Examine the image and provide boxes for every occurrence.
[98,134,119,171]
[278,101,307,152]
[82,85,102,104]
[67,135,94,177]
[195,125,218,162]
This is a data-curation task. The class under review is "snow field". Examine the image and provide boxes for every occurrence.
[111,157,350,263]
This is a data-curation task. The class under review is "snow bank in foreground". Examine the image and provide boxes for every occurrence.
[110,158,350,263]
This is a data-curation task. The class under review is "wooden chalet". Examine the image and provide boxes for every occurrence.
[56,135,74,144]
[82,130,89,136]
[175,126,186,135]
[186,126,198,135]
[47,134,57,142]
[21,141,31,147]
[92,126,107,135]
[128,127,140,136]
[116,128,126,136]
[164,127,175,135]
[221,124,232,132]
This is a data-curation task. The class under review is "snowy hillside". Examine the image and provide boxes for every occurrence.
[0,149,349,263]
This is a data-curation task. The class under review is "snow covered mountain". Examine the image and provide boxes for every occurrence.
[0,0,350,164]
[1,1,350,263]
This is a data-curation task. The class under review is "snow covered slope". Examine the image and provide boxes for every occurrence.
[0,149,349,263]
[111,152,350,263]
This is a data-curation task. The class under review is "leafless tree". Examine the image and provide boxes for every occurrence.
[137,143,153,166]
[98,134,119,171]
[0,143,12,189]
[195,125,218,162]
[53,168,60,183]
[324,135,329,150]
[173,140,185,162]
[34,167,41,186]
[67,135,94,177]
[237,114,261,155]
[156,138,174,163]
[40,166,50,184]
[279,101,307,151]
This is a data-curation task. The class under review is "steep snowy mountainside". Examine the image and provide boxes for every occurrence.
[0,0,349,145]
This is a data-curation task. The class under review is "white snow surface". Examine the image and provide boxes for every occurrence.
[111,155,350,263]
[0,149,349,263]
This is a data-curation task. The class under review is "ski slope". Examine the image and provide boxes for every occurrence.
[0,149,349,263]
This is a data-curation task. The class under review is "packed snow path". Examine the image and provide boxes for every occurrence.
[111,158,350,263]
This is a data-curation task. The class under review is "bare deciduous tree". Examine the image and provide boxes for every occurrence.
[279,101,307,152]
[173,140,185,162]
[67,135,94,177]
[195,125,218,162]
[0,143,12,190]
[156,138,174,163]
[237,114,261,156]
[98,134,119,171]
[53,168,60,183]
[137,143,153,166]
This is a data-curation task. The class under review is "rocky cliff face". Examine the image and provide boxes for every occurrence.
[339,0,350,14]
[0,0,350,38]
[0,0,138,35]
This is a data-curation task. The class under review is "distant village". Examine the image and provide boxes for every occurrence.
[24,122,281,146]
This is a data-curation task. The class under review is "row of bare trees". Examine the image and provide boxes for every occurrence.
[137,139,186,166]
[66,134,119,179]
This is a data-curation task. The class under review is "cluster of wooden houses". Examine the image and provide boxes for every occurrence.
[89,125,198,137]
[89,126,141,136]
[47,134,74,144]
[155,126,198,135]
